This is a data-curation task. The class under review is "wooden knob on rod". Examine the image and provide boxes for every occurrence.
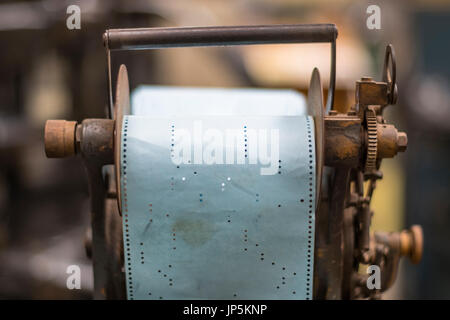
[44,120,77,158]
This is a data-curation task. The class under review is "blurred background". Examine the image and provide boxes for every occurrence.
[0,0,449,299]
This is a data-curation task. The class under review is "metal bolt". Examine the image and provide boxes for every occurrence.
[397,132,407,152]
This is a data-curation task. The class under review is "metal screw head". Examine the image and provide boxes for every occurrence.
[397,132,408,152]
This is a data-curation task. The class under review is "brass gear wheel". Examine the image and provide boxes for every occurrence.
[364,107,378,172]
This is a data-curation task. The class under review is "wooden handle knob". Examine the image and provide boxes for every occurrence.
[400,225,423,264]
[44,120,77,158]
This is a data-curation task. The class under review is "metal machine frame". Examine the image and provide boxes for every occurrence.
[43,24,422,299]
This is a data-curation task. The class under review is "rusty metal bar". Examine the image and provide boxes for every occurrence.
[104,24,337,50]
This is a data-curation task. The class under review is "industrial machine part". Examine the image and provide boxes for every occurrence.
[43,24,422,300]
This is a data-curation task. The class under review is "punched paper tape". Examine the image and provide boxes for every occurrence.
[121,87,315,299]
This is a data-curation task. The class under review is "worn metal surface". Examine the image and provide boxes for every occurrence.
[323,114,361,167]
[79,119,114,163]
[377,123,406,158]
[78,119,118,299]
[326,168,350,299]
[105,24,337,50]
[356,79,388,107]
[315,44,419,299]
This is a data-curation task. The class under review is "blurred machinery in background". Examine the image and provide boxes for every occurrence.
[0,0,158,298]
[402,9,450,299]
[44,24,422,299]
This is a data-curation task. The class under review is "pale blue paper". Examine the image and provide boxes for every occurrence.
[121,88,315,300]
[131,86,307,116]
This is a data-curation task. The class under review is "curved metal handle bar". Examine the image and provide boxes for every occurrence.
[103,24,337,117]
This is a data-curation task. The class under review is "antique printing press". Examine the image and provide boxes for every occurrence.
[43,24,422,300]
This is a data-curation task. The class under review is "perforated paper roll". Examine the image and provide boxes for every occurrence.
[121,87,315,300]
[131,86,307,116]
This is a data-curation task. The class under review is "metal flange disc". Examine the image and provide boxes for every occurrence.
[114,64,131,215]
[307,68,325,209]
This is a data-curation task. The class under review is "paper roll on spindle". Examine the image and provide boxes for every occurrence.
[131,86,307,116]
[120,87,316,300]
